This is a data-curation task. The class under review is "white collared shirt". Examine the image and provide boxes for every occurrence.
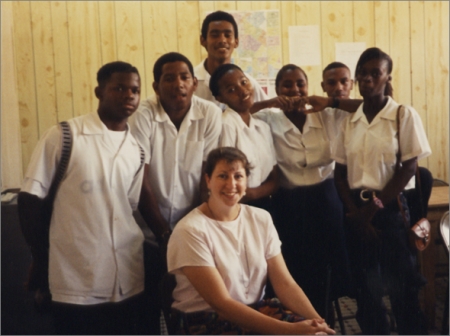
[194,59,268,111]
[21,112,145,304]
[254,108,348,189]
[220,107,276,188]
[129,95,222,228]
[332,97,432,190]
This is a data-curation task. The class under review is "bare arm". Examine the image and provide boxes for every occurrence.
[182,265,335,335]
[200,162,209,203]
[241,166,279,203]
[305,96,363,113]
[138,164,171,239]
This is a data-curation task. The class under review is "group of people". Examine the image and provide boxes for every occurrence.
[18,10,432,335]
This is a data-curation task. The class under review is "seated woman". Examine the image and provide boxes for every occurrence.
[167,147,335,335]
[252,65,352,319]
[209,63,278,212]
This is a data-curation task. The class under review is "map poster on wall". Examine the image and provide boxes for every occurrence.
[228,10,282,98]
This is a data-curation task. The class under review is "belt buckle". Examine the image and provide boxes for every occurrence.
[360,189,374,201]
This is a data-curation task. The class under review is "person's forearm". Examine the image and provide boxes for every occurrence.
[138,166,171,237]
[379,157,417,205]
[242,167,279,202]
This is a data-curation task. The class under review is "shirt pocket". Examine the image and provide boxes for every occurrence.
[304,136,332,168]
[181,140,204,175]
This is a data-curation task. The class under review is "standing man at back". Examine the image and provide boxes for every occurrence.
[18,61,146,335]
[195,10,268,111]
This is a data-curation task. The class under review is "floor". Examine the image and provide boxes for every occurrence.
[332,275,448,335]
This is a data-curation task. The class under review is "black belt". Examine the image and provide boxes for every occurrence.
[351,189,381,202]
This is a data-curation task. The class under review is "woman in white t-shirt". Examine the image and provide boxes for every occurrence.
[208,63,278,212]
[332,47,431,335]
[167,147,335,335]
[253,65,352,320]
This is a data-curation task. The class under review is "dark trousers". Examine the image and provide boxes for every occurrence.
[272,179,352,318]
[346,193,428,335]
[52,293,144,335]
[137,240,165,335]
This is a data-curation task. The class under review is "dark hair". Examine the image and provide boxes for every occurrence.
[201,11,238,39]
[205,147,252,178]
[322,62,351,78]
[355,47,393,97]
[275,64,308,89]
[97,61,139,87]
[153,52,194,83]
[209,63,243,97]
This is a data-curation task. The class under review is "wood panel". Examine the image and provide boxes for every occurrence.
[389,1,411,105]
[115,1,147,95]
[197,1,215,61]
[280,1,296,66]
[50,1,74,123]
[12,1,39,173]
[98,1,118,65]
[424,1,449,181]
[294,1,322,95]
[409,1,428,167]
[236,1,252,11]
[215,1,236,11]
[141,1,178,97]
[1,1,23,187]
[176,1,202,66]
[67,2,102,117]
[374,1,390,54]
[30,1,57,136]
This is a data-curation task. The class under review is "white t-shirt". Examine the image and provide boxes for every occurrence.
[167,205,281,313]
[194,59,268,111]
[254,108,348,189]
[21,112,145,304]
[129,95,222,228]
[332,97,432,190]
[220,107,277,188]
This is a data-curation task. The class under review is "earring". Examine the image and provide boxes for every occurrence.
[207,190,211,197]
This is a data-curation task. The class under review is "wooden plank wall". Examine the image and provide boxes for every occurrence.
[5,1,449,186]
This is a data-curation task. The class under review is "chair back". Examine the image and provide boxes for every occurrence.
[440,211,449,253]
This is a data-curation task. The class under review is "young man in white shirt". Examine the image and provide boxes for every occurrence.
[129,53,222,331]
[18,61,146,335]
[195,10,268,111]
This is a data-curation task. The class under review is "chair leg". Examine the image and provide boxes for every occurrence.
[334,299,346,335]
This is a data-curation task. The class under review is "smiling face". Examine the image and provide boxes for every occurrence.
[201,20,239,63]
[206,159,247,208]
[216,68,254,113]
[321,67,353,99]
[95,72,141,122]
[153,61,198,114]
[356,58,391,99]
[275,68,308,98]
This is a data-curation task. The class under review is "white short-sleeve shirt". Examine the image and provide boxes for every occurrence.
[332,97,432,191]
[21,112,145,304]
[194,59,268,111]
[167,205,281,313]
[129,95,222,228]
[220,108,277,188]
[254,108,348,189]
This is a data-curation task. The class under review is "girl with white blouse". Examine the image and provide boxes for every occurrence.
[209,63,278,212]
[167,147,335,335]
[332,47,431,335]
[253,64,351,320]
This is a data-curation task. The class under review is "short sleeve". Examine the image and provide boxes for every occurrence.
[21,125,61,199]
[129,105,153,165]
[399,105,432,162]
[167,215,215,275]
[219,121,238,148]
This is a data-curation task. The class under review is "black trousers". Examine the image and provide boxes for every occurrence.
[52,293,144,335]
[272,179,352,318]
[346,193,428,335]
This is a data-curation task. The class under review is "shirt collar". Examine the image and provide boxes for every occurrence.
[154,95,205,123]
[350,96,396,123]
[82,112,109,134]
[194,59,209,82]
[224,107,257,130]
